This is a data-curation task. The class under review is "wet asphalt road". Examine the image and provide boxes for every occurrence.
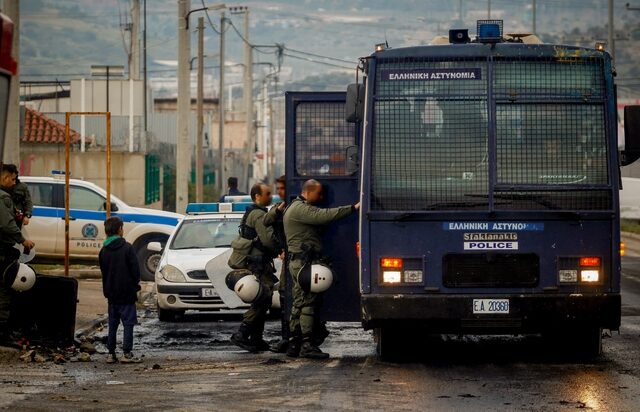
[1,256,639,411]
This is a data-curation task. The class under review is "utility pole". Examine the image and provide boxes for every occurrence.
[532,0,536,35]
[196,17,204,203]
[488,0,491,19]
[176,0,191,213]
[143,0,148,135]
[130,0,140,80]
[230,6,253,189]
[609,0,615,61]
[243,8,253,189]
[218,12,226,196]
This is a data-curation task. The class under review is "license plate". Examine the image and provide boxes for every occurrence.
[472,299,509,314]
[201,288,218,297]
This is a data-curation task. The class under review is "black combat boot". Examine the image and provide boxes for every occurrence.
[313,320,329,347]
[299,336,329,360]
[249,322,271,352]
[286,326,302,357]
[271,307,291,353]
[230,322,258,352]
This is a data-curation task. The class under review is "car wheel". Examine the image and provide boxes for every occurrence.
[136,236,166,281]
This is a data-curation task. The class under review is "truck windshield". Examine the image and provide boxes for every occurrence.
[370,56,610,211]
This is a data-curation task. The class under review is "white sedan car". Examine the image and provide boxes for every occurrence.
[152,212,246,321]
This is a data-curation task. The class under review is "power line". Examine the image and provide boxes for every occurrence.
[283,46,355,65]
[201,0,221,35]
[281,53,353,70]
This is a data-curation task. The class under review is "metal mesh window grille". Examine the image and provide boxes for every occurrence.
[493,57,606,101]
[372,59,488,211]
[370,55,612,212]
[493,57,610,211]
[295,102,356,177]
[496,104,608,186]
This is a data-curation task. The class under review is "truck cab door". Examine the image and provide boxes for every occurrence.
[285,91,360,321]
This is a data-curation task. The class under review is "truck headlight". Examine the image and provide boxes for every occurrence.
[382,271,401,284]
[580,270,599,283]
[160,265,187,282]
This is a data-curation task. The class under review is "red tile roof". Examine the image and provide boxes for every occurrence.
[22,107,82,144]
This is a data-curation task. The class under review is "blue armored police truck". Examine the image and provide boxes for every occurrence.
[285,21,640,358]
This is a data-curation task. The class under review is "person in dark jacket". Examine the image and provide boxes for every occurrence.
[99,216,142,364]
[219,176,247,202]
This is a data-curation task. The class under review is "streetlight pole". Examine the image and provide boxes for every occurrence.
[177,2,225,212]
[176,0,191,213]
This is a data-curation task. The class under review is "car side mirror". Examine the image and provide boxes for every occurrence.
[147,242,163,252]
[103,201,119,212]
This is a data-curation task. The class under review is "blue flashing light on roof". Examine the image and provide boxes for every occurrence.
[477,19,503,43]
[223,195,282,203]
[186,202,255,214]
[232,202,253,212]
[186,203,220,214]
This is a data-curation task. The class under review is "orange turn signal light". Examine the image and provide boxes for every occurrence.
[356,242,360,258]
[579,257,601,267]
[621,242,625,257]
[381,257,403,269]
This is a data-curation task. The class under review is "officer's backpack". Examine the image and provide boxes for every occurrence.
[228,205,268,269]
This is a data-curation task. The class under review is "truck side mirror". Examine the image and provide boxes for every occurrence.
[345,145,360,174]
[622,105,640,166]
[345,83,365,123]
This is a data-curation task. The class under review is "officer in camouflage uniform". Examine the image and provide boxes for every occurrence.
[230,183,280,352]
[263,175,290,353]
[5,164,33,229]
[284,179,360,359]
[0,164,35,344]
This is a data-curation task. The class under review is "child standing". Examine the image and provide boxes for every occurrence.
[99,216,142,363]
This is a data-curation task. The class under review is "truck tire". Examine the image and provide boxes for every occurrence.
[135,235,167,281]
[375,327,403,361]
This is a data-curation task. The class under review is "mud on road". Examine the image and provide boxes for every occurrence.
[1,253,640,411]
[1,312,639,411]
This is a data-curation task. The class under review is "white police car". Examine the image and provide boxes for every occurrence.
[20,174,182,280]
[152,197,284,321]
[152,201,249,321]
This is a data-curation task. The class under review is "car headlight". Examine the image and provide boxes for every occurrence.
[160,265,186,282]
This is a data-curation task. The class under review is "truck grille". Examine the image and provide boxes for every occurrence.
[443,253,539,288]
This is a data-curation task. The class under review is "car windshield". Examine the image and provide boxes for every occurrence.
[170,217,240,249]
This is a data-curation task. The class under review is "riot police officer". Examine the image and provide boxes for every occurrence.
[0,164,35,344]
[229,183,280,352]
[263,175,289,353]
[284,179,359,359]
[4,164,32,229]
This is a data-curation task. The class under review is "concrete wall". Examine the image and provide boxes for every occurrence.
[20,148,150,208]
